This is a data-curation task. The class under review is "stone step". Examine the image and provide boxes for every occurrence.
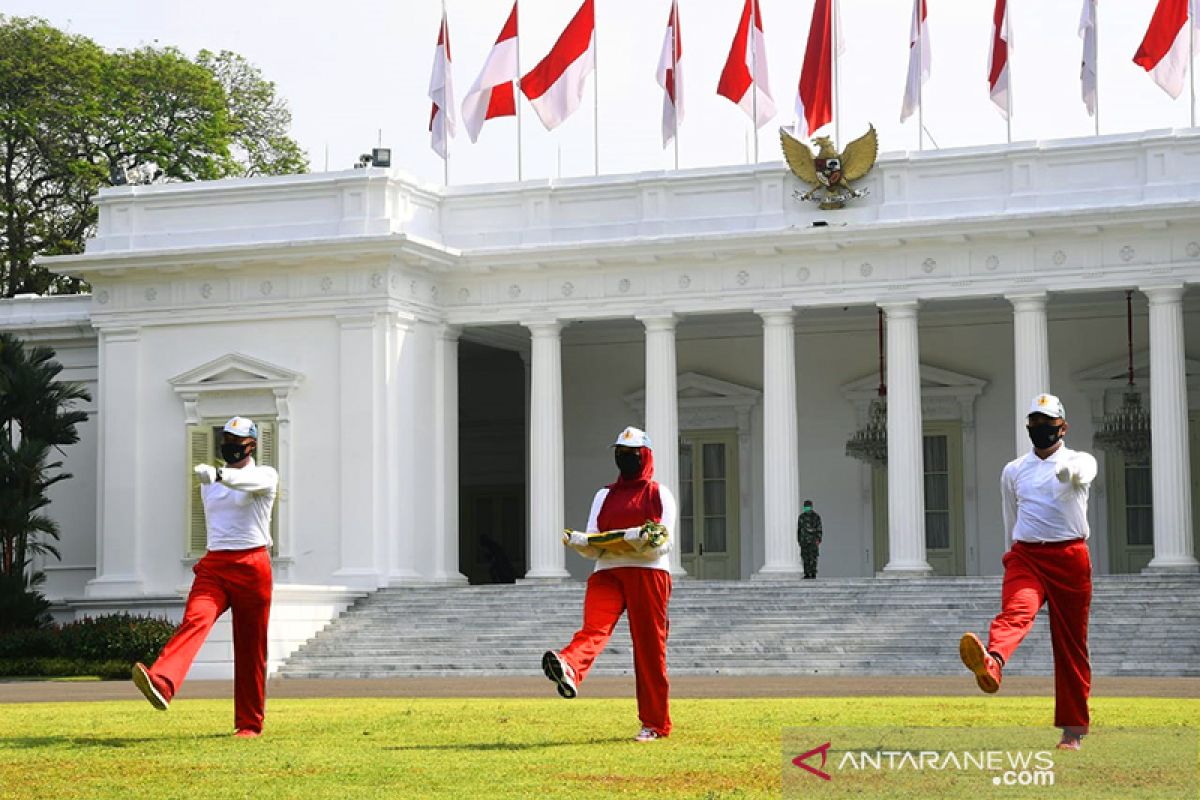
[279,575,1200,679]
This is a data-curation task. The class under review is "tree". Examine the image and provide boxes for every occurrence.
[0,16,309,297]
[0,332,90,578]
[196,50,308,178]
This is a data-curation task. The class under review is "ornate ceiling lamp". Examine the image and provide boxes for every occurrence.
[1093,290,1151,463]
[846,308,889,466]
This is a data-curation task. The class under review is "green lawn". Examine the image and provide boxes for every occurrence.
[0,696,1196,799]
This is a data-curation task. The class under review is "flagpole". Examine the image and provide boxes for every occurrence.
[750,0,759,163]
[672,0,680,171]
[917,1,924,151]
[1093,0,1100,136]
[833,0,841,147]
[1191,0,1196,129]
[594,0,600,176]
[516,1,524,181]
[1005,0,1012,144]
[442,0,450,186]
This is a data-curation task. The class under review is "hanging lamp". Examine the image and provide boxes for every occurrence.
[845,308,889,465]
[1093,290,1151,463]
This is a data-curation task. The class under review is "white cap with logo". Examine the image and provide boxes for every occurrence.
[223,416,259,439]
[1027,394,1066,420]
[613,426,652,448]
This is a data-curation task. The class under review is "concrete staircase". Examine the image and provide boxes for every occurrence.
[278,575,1200,679]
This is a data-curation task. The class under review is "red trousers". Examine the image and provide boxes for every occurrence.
[149,547,273,733]
[560,567,672,736]
[987,539,1092,733]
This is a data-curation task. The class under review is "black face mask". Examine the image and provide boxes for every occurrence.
[1027,423,1063,450]
[221,442,250,464]
[615,450,642,479]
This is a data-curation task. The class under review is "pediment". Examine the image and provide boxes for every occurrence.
[841,364,987,399]
[1072,350,1200,386]
[169,352,303,394]
[624,372,761,407]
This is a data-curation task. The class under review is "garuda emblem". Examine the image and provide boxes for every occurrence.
[780,124,878,210]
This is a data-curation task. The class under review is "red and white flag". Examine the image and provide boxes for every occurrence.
[428,9,455,158]
[717,0,775,128]
[521,0,595,130]
[795,0,843,136]
[462,3,519,143]
[987,0,1011,118]
[1133,0,1199,99]
[901,0,930,123]
[1079,0,1097,116]
[656,0,683,147]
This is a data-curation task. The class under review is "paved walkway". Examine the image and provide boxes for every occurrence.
[1,675,1196,704]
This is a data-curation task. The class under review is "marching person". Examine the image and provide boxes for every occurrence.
[960,394,1097,751]
[797,499,823,579]
[132,416,278,738]
[542,426,676,742]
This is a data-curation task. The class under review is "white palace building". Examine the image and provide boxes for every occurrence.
[3,129,1200,676]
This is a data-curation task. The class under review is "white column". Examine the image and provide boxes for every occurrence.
[86,327,144,598]
[1008,292,1050,458]
[1141,285,1200,573]
[432,325,468,584]
[755,309,803,577]
[333,313,383,588]
[523,321,569,580]
[639,313,686,576]
[881,301,932,575]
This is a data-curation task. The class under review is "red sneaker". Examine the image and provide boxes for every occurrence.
[959,633,1002,694]
[131,663,170,710]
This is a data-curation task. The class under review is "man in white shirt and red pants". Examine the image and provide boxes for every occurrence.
[132,416,279,738]
[542,426,676,742]
[961,394,1097,751]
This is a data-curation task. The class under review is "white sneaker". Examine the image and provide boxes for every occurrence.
[541,650,577,699]
[634,727,663,742]
[131,663,169,711]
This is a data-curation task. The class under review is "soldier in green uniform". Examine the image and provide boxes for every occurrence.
[797,500,823,579]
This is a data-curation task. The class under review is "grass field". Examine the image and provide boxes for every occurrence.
[1,696,1196,799]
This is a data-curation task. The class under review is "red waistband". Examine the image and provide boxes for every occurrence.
[1013,538,1085,548]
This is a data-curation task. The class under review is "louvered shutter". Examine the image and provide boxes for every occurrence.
[186,425,215,556]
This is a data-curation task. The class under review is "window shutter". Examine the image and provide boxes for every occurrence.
[186,425,214,556]
[256,420,280,554]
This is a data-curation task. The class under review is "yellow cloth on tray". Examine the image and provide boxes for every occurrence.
[562,521,668,554]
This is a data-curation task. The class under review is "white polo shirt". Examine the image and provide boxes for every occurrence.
[200,457,279,551]
[1001,444,1098,544]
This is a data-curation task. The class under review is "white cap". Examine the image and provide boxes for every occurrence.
[1027,394,1066,420]
[613,426,652,448]
[223,416,259,439]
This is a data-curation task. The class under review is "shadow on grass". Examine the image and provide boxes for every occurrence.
[1,733,227,749]
[382,736,630,753]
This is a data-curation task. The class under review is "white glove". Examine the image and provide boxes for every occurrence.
[194,464,217,485]
[568,532,589,548]
[622,527,645,542]
[1055,464,1073,484]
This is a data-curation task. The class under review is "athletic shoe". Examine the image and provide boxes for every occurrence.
[634,727,663,742]
[1056,732,1082,751]
[234,729,261,738]
[541,650,577,699]
[131,662,169,710]
[959,632,1002,694]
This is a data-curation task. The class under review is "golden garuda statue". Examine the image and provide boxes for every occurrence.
[780,124,878,210]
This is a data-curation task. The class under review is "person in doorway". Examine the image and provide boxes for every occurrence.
[542,426,676,742]
[797,500,823,579]
[132,416,278,738]
[960,393,1097,751]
